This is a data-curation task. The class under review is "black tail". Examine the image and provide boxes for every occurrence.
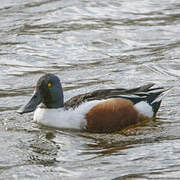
[151,100,162,117]
[147,88,170,116]
[119,87,170,117]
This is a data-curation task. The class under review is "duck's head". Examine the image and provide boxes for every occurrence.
[18,74,64,114]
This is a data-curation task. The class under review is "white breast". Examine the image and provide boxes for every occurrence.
[33,100,102,129]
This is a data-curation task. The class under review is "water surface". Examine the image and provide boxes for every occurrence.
[0,0,180,179]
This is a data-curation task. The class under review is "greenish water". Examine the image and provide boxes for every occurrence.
[0,0,180,179]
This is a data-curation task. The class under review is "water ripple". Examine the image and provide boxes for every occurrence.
[0,0,180,179]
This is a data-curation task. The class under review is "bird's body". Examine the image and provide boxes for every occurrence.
[18,74,167,133]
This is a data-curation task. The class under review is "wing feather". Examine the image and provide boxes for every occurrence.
[64,83,165,109]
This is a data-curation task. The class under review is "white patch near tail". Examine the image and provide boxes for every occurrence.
[134,101,153,118]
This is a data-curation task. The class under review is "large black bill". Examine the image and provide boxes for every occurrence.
[17,90,42,114]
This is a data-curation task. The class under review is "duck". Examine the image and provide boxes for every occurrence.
[18,73,168,133]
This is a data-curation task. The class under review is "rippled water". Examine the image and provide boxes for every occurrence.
[1,0,180,179]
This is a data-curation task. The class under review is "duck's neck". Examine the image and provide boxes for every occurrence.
[43,86,64,109]
[46,100,64,109]
[46,93,64,109]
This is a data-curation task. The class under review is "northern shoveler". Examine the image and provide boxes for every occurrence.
[18,73,168,133]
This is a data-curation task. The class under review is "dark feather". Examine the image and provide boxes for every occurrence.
[64,83,165,109]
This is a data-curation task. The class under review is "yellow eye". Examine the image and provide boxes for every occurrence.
[48,83,52,87]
